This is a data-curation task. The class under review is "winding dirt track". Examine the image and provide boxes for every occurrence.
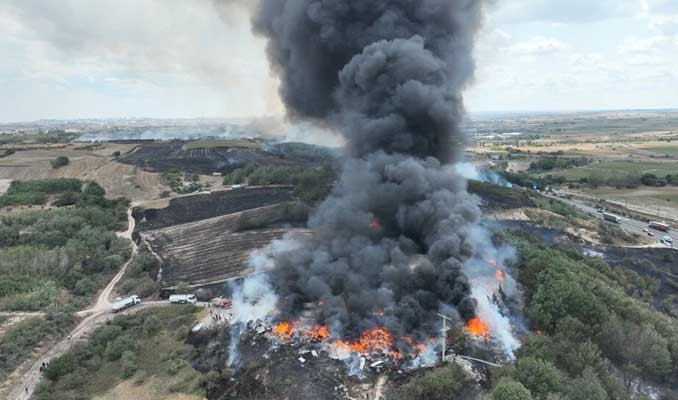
[6,188,282,398]
[8,206,152,400]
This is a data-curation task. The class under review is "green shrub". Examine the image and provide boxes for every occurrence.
[514,357,562,399]
[395,363,469,400]
[121,350,137,378]
[566,368,608,400]
[493,378,533,400]
[50,156,70,169]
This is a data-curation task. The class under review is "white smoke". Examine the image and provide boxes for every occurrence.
[410,343,439,369]
[455,162,512,188]
[463,226,521,359]
[227,236,304,366]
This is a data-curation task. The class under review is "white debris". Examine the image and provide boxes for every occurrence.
[359,357,366,370]
[311,350,318,358]
[191,323,204,333]
[370,360,385,368]
[298,357,306,364]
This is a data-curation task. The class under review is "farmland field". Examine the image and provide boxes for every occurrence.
[0,144,168,202]
[546,160,678,181]
[640,144,678,156]
[571,186,678,221]
[183,138,261,150]
[141,202,309,288]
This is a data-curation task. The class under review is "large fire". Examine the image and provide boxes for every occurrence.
[272,321,295,338]
[465,316,489,337]
[304,325,330,341]
[272,322,405,358]
[335,327,394,354]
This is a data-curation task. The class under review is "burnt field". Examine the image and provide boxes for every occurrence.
[119,141,336,174]
[142,203,310,288]
[498,220,678,316]
[468,180,534,209]
[600,245,678,311]
[134,187,296,231]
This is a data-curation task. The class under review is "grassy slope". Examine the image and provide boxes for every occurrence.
[35,307,204,400]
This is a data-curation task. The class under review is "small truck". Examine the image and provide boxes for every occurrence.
[210,297,232,309]
[112,295,141,313]
[169,294,197,304]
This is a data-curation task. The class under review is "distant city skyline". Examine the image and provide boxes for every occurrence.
[0,0,676,123]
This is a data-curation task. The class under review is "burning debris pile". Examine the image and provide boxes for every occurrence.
[223,0,521,376]
[193,318,491,400]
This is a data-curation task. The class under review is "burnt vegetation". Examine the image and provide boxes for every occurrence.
[118,140,337,176]
[134,187,296,231]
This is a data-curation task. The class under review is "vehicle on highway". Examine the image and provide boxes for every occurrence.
[169,294,197,304]
[648,232,654,237]
[649,221,670,232]
[663,236,674,244]
[112,295,141,313]
[603,212,622,223]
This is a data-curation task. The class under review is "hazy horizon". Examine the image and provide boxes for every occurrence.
[1,0,677,122]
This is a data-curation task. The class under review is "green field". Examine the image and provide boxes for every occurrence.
[183,138,261,150]
[548,160,678,181]
[643,145,678,156]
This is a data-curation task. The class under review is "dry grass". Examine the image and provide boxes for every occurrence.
[94,378,205,400]
[575,186,678,221]
[0,144,169,202]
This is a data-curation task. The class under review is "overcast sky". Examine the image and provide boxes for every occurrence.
[0,0,676,122]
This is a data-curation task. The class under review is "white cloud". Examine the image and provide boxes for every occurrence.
[507,36,570,55]
[493,0,643,25]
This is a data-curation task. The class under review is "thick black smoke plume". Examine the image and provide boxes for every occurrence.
[252,0,487,341]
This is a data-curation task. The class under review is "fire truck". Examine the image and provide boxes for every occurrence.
[210,297,232,309]
[649,221,670,232]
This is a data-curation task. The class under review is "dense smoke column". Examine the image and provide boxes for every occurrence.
[253,0,486,341]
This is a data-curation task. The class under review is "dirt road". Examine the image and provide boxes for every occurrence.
[8,206,146,400]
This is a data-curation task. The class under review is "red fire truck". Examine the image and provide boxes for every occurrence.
[210,297,232,309]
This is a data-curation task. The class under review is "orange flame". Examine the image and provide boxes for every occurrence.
[465,316,489,337]
[335,327,394,354]
[304,325,330,341]
[495,269,505,282]
[272,321,295,338]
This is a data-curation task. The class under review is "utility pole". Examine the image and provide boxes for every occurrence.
[437,313,453,363]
